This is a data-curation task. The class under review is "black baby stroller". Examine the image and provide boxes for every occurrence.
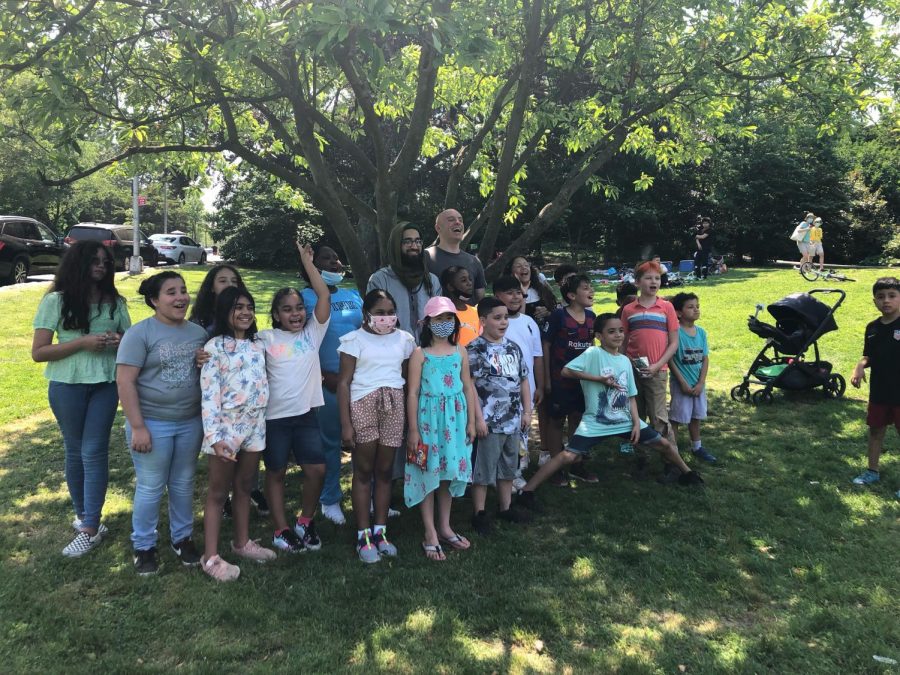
[731,289,846,404]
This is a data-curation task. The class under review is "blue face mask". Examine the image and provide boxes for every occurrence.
[320,270,344,286]
[430,319,456,338]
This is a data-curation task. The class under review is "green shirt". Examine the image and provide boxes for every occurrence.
[33,292,131,384]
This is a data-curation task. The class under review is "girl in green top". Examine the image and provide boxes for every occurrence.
[32,241,131,558]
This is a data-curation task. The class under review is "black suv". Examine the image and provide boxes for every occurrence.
[64,223,159,270]
[0,215,66,284]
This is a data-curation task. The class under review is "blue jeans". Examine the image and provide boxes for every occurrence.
[126,417,202,551]
[318,387,343,506]
[48,381,119,530]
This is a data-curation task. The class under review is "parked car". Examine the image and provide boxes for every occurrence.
[149,233,207,265]
[0,215,66,284]
[64,223,159,270]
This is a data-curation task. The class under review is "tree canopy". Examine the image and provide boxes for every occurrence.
[1,0,895,285]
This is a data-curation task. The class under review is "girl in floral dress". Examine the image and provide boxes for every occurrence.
[199,286,273,581]
[405,297,477,561]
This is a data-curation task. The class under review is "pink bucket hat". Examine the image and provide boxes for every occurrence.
[422,296,457,318]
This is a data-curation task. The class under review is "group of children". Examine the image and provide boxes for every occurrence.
[38,237,899,581]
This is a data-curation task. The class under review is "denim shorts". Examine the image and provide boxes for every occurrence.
[263,410,325,470]
[567,425,661,455]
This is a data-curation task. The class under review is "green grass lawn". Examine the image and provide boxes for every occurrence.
[1,265,898,673]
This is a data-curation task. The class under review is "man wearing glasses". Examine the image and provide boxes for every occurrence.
[425,209,487,302]
[367,223,442,340]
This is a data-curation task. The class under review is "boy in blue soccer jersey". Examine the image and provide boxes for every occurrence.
[668,293,716,463]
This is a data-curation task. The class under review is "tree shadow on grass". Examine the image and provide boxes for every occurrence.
[1,393,897,672]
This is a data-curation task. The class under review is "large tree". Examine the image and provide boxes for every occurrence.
[1,0,893,287]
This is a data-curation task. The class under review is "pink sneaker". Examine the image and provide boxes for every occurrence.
[231,538,276,563]
[201,554,240,582]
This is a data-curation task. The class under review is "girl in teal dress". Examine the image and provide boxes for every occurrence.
[405,297,476,561]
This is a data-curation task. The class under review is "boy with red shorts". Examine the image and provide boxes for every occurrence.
[850,276,900,494]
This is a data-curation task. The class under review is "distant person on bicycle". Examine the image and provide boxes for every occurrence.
[809,217,825,272]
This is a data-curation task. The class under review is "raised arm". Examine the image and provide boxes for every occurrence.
[297,241,331,325]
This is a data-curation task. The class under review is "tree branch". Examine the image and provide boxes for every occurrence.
[0,0,100,73]
[39,143,227,186]
[389,0,450,189]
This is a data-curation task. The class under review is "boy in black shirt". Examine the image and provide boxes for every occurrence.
[850,277,900,491]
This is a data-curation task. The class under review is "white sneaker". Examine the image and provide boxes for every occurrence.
[321,502,346,525]
[538,451,551,467]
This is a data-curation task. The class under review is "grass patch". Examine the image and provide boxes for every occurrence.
[1,266,898,672]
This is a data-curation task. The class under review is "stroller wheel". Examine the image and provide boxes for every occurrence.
[730,385,750,403]
[824,373,846,399]
[752,389,774,405]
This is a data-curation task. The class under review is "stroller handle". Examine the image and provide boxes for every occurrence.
[808,288,846,311]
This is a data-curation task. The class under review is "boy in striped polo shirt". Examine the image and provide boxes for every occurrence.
[620,261,685,480]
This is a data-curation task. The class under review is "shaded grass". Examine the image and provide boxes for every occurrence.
[1,266,899,673]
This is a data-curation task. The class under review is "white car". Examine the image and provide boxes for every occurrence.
[149,234,207,265]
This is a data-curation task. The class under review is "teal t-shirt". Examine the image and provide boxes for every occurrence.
[565,346,646,437]
[671,325,708,387]
[33,292,131,384]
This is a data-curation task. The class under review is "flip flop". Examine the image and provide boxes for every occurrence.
[438,533,471,551]
[421,542,445,561]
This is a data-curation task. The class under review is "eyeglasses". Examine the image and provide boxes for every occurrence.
[401,238,423,246]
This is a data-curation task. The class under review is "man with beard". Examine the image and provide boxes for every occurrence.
[367,223,442,340]
[425,209,487,302]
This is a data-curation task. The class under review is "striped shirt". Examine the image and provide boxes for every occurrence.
[621,297,679,372]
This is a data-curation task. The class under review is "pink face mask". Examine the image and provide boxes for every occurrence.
[368,315,397,334]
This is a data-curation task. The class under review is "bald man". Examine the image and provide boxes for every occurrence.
[424,208,487,302]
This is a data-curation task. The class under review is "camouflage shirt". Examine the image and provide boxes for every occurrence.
[467,336,527,434]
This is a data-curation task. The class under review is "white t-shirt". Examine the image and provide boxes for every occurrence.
[337,328,416,402]
[257,315,329,420]
[504,313,542,400]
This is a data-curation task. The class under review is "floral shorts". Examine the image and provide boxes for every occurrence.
[201,408,266,456]
[350,387,405,447]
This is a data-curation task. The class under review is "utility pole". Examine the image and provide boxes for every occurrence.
[130,176,142,273]
[163,180,168,234]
